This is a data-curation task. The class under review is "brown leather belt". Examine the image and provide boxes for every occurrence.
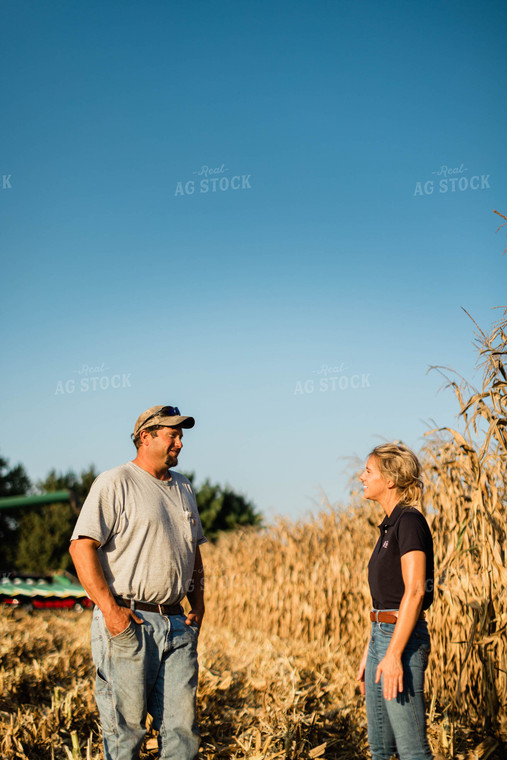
[370,610,398,624]
[116,597,183,615]
[370,610,425,624]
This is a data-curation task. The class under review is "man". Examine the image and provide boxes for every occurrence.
[69,405,206,760]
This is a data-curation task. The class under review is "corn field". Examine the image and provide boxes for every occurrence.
[1,311,506,759]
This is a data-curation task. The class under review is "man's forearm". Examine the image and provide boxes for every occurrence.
[70,538,144,635]
[69,538,118,613]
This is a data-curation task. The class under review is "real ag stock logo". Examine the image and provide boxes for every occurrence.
[294,363,371,395]
[55,363,132,395]
[413,163,490,197]
[174,163,252,197]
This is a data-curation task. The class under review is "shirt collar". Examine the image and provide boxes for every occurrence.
[378,502,406,529]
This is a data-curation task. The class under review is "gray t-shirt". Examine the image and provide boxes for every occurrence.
[71,462,207,605]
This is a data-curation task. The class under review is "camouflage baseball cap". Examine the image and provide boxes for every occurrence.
[133,405,195,437]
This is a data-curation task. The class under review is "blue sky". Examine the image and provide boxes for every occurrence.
[1,0,506,519]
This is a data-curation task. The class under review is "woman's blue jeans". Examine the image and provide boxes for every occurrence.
[365,620,433,760]
[91,607,200,760]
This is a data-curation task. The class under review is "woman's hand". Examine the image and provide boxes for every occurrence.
[356,640,370,696]
[376,651,404,700]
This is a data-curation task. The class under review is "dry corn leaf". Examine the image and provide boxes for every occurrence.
[308,742,327,758]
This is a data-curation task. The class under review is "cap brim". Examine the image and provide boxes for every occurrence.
[138,414,195,431]
[166,415,195,429]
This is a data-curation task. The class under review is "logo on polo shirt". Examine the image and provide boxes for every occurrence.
[382,540,389,548]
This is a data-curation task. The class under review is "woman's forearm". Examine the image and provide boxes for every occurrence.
[374,550,426,699]
[386,549,426,657]
[386,588,424,657]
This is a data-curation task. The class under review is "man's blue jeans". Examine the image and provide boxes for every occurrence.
[91,607,200,760]
[365,620,433,760]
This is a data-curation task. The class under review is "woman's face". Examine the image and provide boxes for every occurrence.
[359,455,390,502]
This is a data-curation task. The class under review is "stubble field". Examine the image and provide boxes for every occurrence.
[1,605,369,760]
[0,490,505,760]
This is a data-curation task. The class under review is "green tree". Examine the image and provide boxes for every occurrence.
[15,466,97,574]
[0,456,31,570]
[184,472,262,540]
[11,463,260,571]
[37,466,97,505]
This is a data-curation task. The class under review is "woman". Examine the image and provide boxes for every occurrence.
[357,443,434,760]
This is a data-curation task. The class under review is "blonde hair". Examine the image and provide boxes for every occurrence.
[369,443,423,507]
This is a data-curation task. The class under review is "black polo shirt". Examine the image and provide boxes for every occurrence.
[368,503,434,611]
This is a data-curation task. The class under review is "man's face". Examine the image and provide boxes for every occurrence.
[143,426,184,469]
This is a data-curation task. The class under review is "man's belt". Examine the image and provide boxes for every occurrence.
[115,597,183,615]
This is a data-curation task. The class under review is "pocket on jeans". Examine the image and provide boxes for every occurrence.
[95,666,111,691]
[404,636,430,671]
[179,614,200,636]
[378,622,395,637]
[409,630,431,652]
[108,620,136,643]
[416,641,430,670]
